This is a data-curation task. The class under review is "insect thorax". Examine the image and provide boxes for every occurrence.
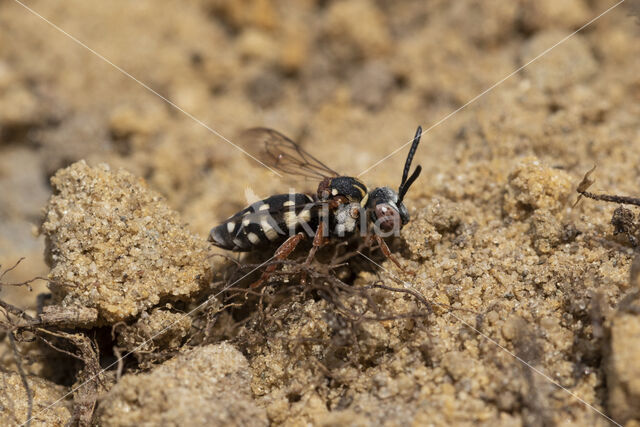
[317,176,368,204]
[329,202,362,237]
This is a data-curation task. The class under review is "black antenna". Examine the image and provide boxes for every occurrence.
[399,166,421,201]
[400,126,422,187]
[398,126,422,202]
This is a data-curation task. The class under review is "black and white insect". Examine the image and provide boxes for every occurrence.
[209,126,423,287]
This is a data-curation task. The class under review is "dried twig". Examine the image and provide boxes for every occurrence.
[575,167,640,247]
[576,166,640,207]
[35,329,103,426]
[0,257,49,291]
[0,299,36,326]
[0,258,26,281]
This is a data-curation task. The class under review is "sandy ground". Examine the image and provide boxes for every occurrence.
[1,0,640,425]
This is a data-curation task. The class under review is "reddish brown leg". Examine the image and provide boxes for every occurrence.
[250,232,305,288]
[304,222,326,266]
[373,235,415,275]
[299,223,327,286]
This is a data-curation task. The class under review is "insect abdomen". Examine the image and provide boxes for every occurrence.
[209,193,317,251]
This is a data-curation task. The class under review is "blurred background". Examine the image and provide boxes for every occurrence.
[1,0,639,305]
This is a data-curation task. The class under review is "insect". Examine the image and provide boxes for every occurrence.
[209,126,423,287]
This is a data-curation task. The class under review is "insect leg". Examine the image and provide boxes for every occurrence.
[373,235,415,275]
[250,232,306,288]
[297,223,327,286]
[304,222,326,266]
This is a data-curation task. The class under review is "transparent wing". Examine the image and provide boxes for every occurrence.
[242,127,340,179]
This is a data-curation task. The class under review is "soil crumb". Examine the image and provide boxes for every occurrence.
[41,161,212,324]
[0,371,72,426]
[98,343,267,427]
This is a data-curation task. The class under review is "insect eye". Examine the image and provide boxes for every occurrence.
[374,203,400,232]
[349,205,360,219]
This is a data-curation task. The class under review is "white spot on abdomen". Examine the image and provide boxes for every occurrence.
[261,218,279,240]
[247,232,260,244]
[284,211,298,228]
[297,209,311,222]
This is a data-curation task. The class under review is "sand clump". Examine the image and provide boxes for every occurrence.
[98,343,267,427]
[40,160,212,324]
[607,310,640,423]
[521,31,597,93]
[503,156,573,220]
[605,265,640,424]
[0,371,72,426]
[116,307,192,355]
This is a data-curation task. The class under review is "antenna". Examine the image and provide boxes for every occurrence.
[398,126,422,202]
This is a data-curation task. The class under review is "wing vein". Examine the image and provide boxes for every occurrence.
[242,128,340,179]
